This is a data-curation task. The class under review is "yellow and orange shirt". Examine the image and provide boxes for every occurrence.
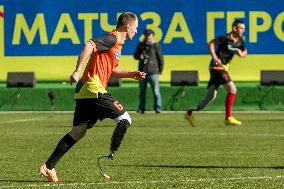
[75,31,124,99]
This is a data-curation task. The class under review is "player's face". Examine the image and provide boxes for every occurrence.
[126,19,138,40]
[235,23,245,37]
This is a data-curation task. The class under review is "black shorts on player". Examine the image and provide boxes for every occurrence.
[73,93,126,129]
[207,69,232,89]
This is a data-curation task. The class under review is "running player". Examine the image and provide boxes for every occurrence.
[185,20,247,126]
[39,12,145,182]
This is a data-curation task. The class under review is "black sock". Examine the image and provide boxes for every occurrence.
[46,133,77,169]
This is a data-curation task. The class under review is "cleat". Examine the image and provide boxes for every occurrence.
[39,164,63,182]
[225,116,242,126]
[185,109,195,127]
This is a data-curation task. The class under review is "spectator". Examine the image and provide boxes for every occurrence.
[134,29,164,113]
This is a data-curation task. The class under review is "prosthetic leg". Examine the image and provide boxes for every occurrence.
[109,119,130,158]
[97,119,130,181]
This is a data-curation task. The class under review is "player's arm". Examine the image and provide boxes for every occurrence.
[112,67,146,80]
[236,38,248,58]
[208,39,221,65]
[70,42,94,84]
[70,34,117,84]
[237,46,248,58]
[236,48,248,58]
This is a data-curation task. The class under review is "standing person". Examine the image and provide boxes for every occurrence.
[185,20,247,126]
[39,12,145,182]
[134,29,164,113]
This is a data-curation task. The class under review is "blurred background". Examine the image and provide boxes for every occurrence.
[0,0,284,111]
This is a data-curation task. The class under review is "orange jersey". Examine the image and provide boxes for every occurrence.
[75,32,124,99]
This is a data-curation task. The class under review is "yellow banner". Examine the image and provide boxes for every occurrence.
[1,5,284,82]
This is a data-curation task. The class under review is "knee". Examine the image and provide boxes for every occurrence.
[69,124,87,141]
[118,119,130,130]
[208,90,217,101]
[74,130,87,141]
[212,90,218,100]
[227,83,237,94]
[230,87,237,94]
[114,112,132,125]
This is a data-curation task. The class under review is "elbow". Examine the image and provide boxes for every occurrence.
[133,55,139,60]
[83,41,95,53]
[207,40,214,49]
[207,43,210,49]
[84,41,92,49]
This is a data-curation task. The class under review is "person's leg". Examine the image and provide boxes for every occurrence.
[148,74,162,113]
[96,93,131,158]
[185,69,219,126]
[185,85,217,126]
[138,78,148,113]
[196,85,218,111]
[219,70,241,125]
[39,123,88,182]
[40,99,97,182]
[223,81,237,118]
[45,123,88,170]
[109,112,132,157]
[223,81,241,125]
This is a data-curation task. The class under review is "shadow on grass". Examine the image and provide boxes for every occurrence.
[0,179,72,183]
[0,180,46,183]
[119,164,284,169]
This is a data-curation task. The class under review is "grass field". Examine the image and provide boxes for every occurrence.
[0,112,284,188]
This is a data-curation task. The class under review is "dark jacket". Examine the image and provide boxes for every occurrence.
[134,42,164,75]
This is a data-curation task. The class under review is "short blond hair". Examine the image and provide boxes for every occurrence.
[116,12,137,28]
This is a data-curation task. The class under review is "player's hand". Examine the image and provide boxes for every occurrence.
[213,57,222,66]
[133,71,146,80]
[70,71,80,85]
[236,49,242,56]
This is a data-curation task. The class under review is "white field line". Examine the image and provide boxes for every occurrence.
[0,175,283,188]
[0,118,44,124]
[0,111,74,114]
[0,111,284,114]
[182,132,284,138]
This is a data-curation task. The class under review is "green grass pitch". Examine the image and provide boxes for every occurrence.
[0,112,284,188]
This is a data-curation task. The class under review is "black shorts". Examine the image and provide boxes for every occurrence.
[73,93,126,128]
[207,69,232,89]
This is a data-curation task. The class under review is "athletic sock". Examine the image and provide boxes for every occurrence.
[226,92,236,119]
[187,109,193,115]
[46,133,77,170]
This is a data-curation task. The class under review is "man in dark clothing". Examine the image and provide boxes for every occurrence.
[185,20,247,126]
[134,29,164,113]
